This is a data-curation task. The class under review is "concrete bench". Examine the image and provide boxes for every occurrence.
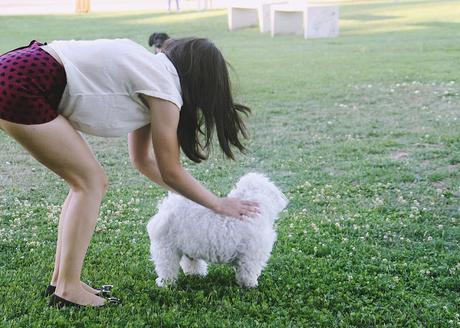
[270,2,339,38]
[228,0,287,33]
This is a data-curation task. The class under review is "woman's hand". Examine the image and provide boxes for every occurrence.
[214,197,260,220]
[146,96,258,219]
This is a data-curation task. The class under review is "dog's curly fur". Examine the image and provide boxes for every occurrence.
[147,173,288,288]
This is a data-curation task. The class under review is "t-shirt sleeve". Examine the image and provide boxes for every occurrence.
[135,89,182,111]
[128,52,183,111]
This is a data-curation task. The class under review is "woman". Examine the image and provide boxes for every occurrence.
[0,38,259,308]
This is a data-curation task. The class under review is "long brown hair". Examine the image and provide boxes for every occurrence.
[163,38,250,163]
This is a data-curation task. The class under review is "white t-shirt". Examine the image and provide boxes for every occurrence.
[48,39,183,137]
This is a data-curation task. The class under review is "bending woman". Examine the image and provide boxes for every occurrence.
[0,38,259,308]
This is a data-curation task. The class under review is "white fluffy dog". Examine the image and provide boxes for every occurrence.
[146,173,288,288]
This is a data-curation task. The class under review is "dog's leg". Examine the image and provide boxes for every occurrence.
[180,256,208,277]
[234,257,267,288]
[151,242,181,287]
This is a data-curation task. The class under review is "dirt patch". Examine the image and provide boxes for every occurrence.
[433,181,446,191]
[448,164,459,172]
[390,150,409,160]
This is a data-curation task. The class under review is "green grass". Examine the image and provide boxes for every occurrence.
[1,0,459,326]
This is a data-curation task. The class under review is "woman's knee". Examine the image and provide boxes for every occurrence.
[70,165,108,196]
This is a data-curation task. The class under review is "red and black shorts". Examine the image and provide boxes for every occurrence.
[0,40,66,125]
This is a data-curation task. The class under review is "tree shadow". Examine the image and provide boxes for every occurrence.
[414,20,460,31]
[344,14,401,21]
[341,0,435,12]
[0,9,228,52]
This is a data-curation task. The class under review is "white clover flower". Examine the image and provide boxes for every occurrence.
[311,223,317,229]
[374,197,384,206]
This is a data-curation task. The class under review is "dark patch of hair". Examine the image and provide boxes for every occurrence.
[148,32,170,48]
[163,38,251,163]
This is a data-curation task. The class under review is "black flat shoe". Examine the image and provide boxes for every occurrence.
[48,294,121,309]
[48,294,83,309]
[44,284,113,297]
[44,285,56,297]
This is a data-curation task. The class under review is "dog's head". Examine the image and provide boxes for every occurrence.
[148,32,170,48]
[230,172,288,220]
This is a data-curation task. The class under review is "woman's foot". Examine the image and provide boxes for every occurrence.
[47,281,102,295]
[80,281,101,295]
[54,286,106,307]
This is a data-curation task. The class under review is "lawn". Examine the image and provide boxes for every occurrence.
[1,0,459,326]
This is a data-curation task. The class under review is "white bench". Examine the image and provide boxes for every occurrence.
[271,2,339,38]
[228,0,287,33]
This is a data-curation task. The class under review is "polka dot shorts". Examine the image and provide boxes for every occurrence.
[0,40,67,125]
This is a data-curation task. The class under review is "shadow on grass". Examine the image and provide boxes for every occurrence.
[340,0,438,12]
[151,267,235,288]
[146,268,244,308]
[414,20,460,30]
[1,0,459,54]
[0,9,228,51]
[344,14,401,21]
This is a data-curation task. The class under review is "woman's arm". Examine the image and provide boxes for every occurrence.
[128,124,172,191]
[145,96,259,219]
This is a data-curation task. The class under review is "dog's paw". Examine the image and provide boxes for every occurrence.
[155,277,175,287]
[236,277,259,289]
[240,281,258,288]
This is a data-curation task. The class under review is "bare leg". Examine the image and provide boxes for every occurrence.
[50,191,72,285]
[56,178,105,303]
[0,116,107,306]
[50,191,99,294]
